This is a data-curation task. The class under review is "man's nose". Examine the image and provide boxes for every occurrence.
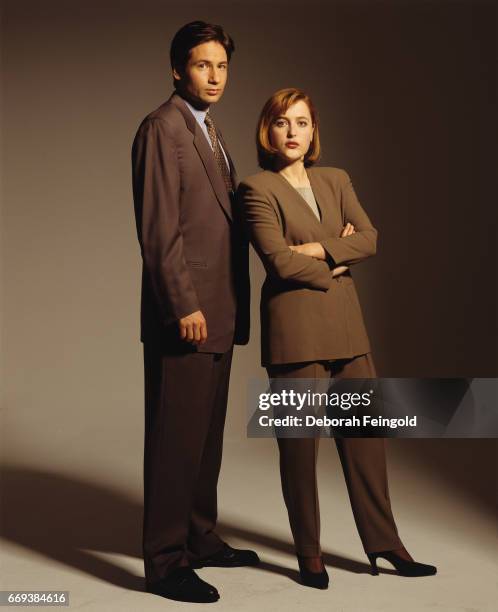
[208,69,221,83]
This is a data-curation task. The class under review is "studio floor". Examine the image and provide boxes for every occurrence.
[1,432,496,612]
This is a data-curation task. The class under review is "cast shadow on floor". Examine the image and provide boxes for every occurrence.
[0,465,382,592]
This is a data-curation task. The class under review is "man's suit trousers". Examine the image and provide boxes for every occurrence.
[266,353,404,557]
[142,344,233,582]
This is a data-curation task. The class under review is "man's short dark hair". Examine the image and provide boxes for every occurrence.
[170,21,235,87]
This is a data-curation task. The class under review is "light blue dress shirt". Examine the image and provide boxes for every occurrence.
[182,98,230,170]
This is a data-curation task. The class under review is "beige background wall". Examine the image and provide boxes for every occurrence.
[1,2,496,609]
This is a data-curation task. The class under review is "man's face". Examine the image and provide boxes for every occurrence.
[173,41,228,109]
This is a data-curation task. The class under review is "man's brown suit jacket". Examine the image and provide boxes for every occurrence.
[132,93,249,353]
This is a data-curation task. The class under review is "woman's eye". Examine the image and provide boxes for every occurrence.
[298,121,308,127]
[275,120,287,127]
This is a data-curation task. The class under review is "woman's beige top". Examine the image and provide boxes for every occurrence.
[237,166,376,366]
[295,186,321,221]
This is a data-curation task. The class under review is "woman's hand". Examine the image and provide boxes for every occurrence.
[341,223,356,237]
[288,223,356,260]
[289,242,326,259]
[331,265,349,277]
[332,224,355,276]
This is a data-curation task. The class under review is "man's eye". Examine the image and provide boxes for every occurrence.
[198,63,206,68]
[219,65,227,70]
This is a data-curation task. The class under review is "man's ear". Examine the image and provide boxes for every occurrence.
[172,67,182,83]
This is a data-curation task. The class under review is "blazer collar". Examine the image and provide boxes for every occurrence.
[170,93,234,221]
[272,167,326,227]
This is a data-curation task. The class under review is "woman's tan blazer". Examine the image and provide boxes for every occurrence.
[237,166,376,366]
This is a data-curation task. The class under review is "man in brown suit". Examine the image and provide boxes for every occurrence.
[131,21,257,604]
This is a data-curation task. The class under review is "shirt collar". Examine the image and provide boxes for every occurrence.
[181,97,209,125]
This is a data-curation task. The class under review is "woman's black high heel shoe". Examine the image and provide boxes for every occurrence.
[297,556,329,589]
[367,550,437,577]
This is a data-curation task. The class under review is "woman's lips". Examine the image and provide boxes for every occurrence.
[206,89,219,95]
[285,142,299,148]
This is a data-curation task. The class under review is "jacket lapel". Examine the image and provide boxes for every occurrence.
[306,168,329,227]
[170,94,233,222]
[271,169,325,228]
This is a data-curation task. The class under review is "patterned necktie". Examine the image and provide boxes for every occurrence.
[204,113,234,193]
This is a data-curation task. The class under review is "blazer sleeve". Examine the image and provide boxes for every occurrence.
[231,198,251,345]
[238,180,332,291]
[132,118,200,325]
[319,169,378,266]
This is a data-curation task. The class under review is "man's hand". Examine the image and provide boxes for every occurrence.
[178,310,208,345]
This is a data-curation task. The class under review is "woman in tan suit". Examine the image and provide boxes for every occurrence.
[237,88,436,589]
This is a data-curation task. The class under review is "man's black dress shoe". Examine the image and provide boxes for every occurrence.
[192,543,260,568]
[146,567,219,603]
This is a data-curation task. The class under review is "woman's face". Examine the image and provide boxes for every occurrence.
[269,100,315,165]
